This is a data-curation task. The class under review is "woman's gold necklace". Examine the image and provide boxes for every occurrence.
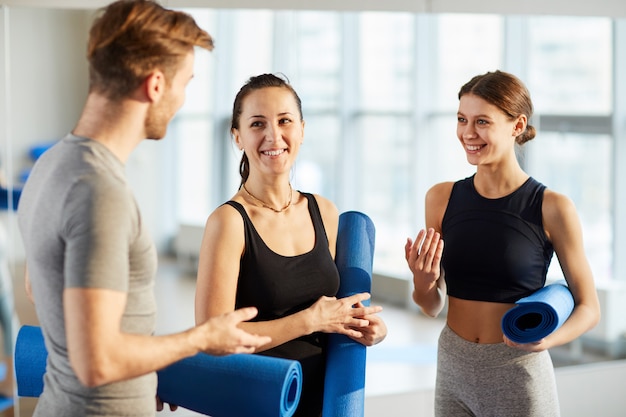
[242,182,293,213]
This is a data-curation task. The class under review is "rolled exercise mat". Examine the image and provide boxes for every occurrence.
[157,350,301,417]
[15,325,302,417]
[501,280,574,344]
[14,325,46,397]
[323,211,375,417]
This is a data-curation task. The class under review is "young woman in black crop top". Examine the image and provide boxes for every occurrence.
[195,74,387,417]
[405,70,600,417]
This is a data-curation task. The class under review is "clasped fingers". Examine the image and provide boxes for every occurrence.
[351,304,383,319]
[312,293,379,333]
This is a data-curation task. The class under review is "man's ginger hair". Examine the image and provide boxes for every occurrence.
[87,0,214,100]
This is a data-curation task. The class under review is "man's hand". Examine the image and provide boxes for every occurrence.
[198,307,271,355]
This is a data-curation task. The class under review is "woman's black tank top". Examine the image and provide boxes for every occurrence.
[441,175,554,303]
[225,192,340,417]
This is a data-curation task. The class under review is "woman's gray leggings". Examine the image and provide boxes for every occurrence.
[435,325,560,417]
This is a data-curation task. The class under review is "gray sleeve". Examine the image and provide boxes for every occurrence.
[62,176,135,292]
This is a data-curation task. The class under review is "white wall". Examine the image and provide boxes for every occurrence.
[6,8,89,170]
[1,7,92,260]
[0,7,177,257]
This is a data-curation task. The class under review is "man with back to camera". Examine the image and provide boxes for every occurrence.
[17,1,271,416]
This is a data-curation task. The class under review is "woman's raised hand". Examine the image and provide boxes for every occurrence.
[405,228,444,289]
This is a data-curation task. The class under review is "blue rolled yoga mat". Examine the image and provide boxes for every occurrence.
[14,326,46,398]
[323,211,375,417]
[15,325,302,417]
[501,280,575,344]
[156,351,301,417]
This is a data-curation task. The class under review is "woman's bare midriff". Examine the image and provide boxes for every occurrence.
[446,296,516,344]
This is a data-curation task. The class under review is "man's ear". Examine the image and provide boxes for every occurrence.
[145,70,166,102]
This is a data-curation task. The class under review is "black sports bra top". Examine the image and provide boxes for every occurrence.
[441,175,554,303]
[225,193,340,321]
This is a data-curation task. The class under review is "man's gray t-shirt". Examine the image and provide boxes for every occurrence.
[18,134,158,416]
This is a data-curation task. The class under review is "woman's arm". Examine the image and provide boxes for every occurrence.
[505,190,601,351]
[405,182,452,317]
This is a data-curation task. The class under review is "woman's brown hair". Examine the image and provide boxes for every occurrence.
[459,70,536,145]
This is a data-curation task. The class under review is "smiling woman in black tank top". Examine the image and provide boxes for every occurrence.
[405,70,600,417]
[194,74,387,417]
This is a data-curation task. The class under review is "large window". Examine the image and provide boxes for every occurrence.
[173,10,615,282]
[524,16,613,281]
